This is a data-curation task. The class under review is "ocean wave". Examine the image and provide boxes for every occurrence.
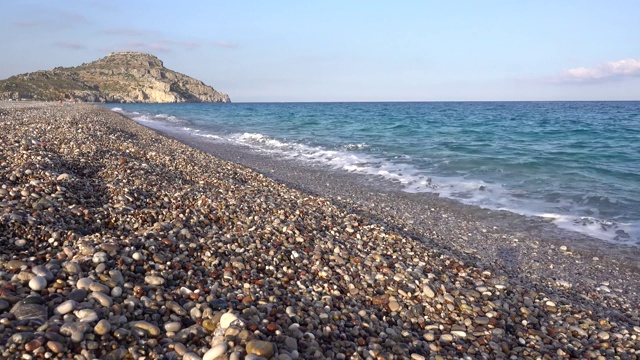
[108,103,640,247]
[224,130,640,245]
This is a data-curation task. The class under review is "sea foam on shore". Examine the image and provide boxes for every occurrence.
[1,102,640,359]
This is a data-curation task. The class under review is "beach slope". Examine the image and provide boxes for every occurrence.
[1,102,639,359]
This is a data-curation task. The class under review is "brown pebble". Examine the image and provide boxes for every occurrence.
[24,338,44,352]
[46,340,65,353]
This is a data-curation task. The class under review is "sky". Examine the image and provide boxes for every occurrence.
[1,1,639,102]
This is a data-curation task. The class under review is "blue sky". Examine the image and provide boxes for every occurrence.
[1,1,639,102]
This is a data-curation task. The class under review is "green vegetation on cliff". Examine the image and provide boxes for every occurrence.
[0,52,230,103]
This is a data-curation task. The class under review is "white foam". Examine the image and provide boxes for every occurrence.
[132,114,154,122]
[195,133,222,140]
[110,107,123,112]
[343,143,369,150]
[113,110,640,247]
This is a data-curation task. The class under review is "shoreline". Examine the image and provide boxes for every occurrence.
[148,117,640,276]
[2,101,640,359]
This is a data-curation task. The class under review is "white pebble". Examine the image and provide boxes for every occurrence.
[164,321,182,333]
[203,343,228,360]
[144,275,165,286]
[91,291,113,307]
[15,239,27,247]
[54,300,77,315]
[29,276,47,291]
[183,353,201,360]
[75,309,99,323]
[92,252,107,263]
[32,265,54,281]
[111,286,123,297]
[219,313,239,329]
[76,277,94,290]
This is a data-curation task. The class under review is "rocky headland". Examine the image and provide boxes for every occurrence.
[0,53,230,103]
[1,102,640,359]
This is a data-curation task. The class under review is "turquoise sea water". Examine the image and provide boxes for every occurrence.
[109,102,640,245]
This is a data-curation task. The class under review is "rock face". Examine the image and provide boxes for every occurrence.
[0,52,230,103]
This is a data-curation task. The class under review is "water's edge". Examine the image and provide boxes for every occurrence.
[140,119,640,273]
[109,103,640,247]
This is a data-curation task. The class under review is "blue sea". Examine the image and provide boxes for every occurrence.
[109,102,640,245]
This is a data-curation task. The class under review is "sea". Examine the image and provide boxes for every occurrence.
[108,102,640,246]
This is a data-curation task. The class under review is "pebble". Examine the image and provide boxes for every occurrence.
[68,289,88,302]
[10,298,48,325]
[246,340,275,358]
[54,300,77,315]
[166,301,188,316]
[183,353,202,360]
[423,285,435,298]
[28,276,47,291]
[145,275,165,286]
[32,265,54,281]
[92,251,108,263]
[94,319,111,335]
[284,337,298,351]
[75,309,99,322]
[163,321,181,333]
[10,332,34,345]
[440,334,453,342]
[130,321,161,336]
[0,103,639,360]
[5,259,26,271]
[219,313,239,329]
[388,300,401,312]
[76,277,93,290]
[60,322,89,342]
[203,343,228,360]
[89,282,110,293]
[174,343,187,356]
[91,291,113,307]
[46,340,66,353]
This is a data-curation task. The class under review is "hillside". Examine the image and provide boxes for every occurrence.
[0,52,230,103]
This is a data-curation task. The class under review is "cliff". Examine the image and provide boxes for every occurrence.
[0,52,230,103]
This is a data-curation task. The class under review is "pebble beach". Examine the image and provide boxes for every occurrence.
[2,102,640,360]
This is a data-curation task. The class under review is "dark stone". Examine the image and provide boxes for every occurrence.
[181,317,196,327]
[22,296,46,305]
[44,332,67,343]
[10,299,48,326]
[210,298,227,310]
[406,304,425,320]
[104,348,128,360]
[68,289,87,302]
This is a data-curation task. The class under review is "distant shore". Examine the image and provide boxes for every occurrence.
[2,101,640,359]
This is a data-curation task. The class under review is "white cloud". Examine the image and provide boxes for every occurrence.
[211,41,238,49]
[559,58,640,83]
[55,42,86,50]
